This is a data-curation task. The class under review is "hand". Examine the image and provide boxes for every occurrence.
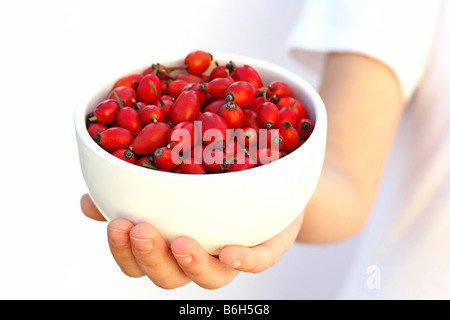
[80,193,304,289]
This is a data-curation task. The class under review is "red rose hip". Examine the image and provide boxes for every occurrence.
[87,123,107,138]
[296,118,314,139]
[116,106,142,135]
[89,99,120,125]
[278,122,301,153]
[112,149,136,164]
[170,90,201,125]
[232,64,263,89]
[154,147,179,171]
[137,74,162,104]
[217,102,244,129]
[225,81,256,107]
[184,50,212,75]
[108,86,137,108]
[130,122,171,155]
[93,127,134,152]
[197,112,230,148]
[180,159,206,174]
[257,101,280,129]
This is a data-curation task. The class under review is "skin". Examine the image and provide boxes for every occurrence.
[80,52,404,289]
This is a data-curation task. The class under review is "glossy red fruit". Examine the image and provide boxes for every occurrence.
[172,165,182,173]
[170,90,201,125]
[262,128,284,150]
[93,127,134,152]
[137,74,162,104]
[246,96,265,112]
[113,74,142,90]
[217,102,244,129]
[190,144,205,162]
[154,147,179,171]
[225,81,256,107]
[181,82,207,106]
[184,50,212,75]
[116,106,142,135]
[167,121,199,153]
[209,64,227,81]
[197,112,230,148]
[108,86,137,108]
[168,79,189,98]
[204,76,235,99]
[256,148,281,166]
[296,118,314,139]
[175,72,204,84]
[203,98,227,114]
[257,102,280,129]
[275,107,297,128]
[132,100,147,113]
[203,92,216,107]
[243,127,258,148]
[291,100,308,120]
[224,139,243,159]
[226,156,256,172]
[278,122,301,153]
[89,99,120,125]
[154,96,174,122]
[87,123,107,138]
[266,81,292,100]
[277,97,308,120]
[202,148,229,173]
[208,63,234,81]
[130,122,171,155]
[136,155,157,169]
[112,149,136,164]
[142,63,169,77]
[275,96,294,108]
[140,104,164,125]
[180,159,206,174]
[242,109,259,131]
[232,65,263,89]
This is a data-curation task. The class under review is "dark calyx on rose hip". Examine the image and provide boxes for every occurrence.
[86,50,315,174]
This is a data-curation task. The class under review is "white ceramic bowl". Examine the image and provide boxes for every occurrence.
[74,53,327,255]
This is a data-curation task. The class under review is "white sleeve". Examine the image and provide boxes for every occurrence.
[286,0,441,100]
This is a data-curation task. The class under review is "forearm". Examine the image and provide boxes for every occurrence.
[297,53,404,243]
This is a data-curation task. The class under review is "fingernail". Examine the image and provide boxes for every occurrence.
[224,259,241,269]
[131,237,154,254]
[107,227,130,247]
[172,252,192,266]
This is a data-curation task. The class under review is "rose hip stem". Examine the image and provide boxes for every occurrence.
[152,63,176,80]
[142,163,159,170]
[113,92,126,109]
[149,80,165,107]
[256,87,269,102]
[165,65,188,72]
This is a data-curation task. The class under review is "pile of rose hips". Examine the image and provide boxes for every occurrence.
[86,50,314,174]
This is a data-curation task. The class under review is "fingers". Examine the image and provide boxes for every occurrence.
[85,189,303,289]
[107,219,144,277]
[108,222,239,289]
[219,212,304,273]
[109,222,239,289]
[80,193,106,221]
[171,237,240,290]
[108,220,190,289]
[129,224,190,289]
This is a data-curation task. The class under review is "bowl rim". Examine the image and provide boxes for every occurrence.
[74,52,327,181]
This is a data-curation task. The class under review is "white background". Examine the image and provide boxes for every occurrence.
[0,0,360,299]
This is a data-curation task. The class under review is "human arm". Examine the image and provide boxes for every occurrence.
[298,52,404,243]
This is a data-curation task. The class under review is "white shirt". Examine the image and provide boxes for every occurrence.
[287,0,450,299]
